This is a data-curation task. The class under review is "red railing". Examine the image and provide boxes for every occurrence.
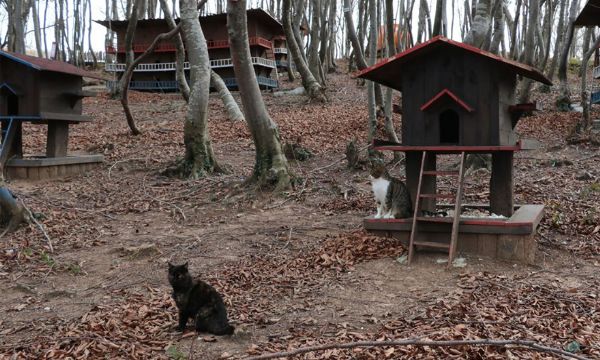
[106,37,273,54]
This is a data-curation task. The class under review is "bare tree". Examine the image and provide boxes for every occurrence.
[282,0,326,101]
[547,0,567,78]
[177,0,222,177]
[578,33,600,132]
[307,0,324,84]
[366,0,377,142]
[117,0,142,134]
[32,0,43,57]
[464,0,492,47]
[227,0,291,190]
[159,0,191,100]
[556,0,580,110]
[432,0,445,37]
[518,0,540,103]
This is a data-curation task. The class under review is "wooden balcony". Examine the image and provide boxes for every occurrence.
[273,47,288,54]
[106,37,273,54]
[106,76,279,91]
[105,57,276,72]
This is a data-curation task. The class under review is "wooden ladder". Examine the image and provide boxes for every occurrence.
[407,151,467,267]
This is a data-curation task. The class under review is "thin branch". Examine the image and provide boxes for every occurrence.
[20,199,54,253]
[120,23,183,135]
[245,338,591,360]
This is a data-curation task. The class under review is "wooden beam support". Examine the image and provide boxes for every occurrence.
[490,152,514,217]
[46,122,69,157]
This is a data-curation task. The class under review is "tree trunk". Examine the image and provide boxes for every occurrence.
[87,0,98,67]
[308,0,324,84]
[366,0,377,143]
[177,0,221,178]
[32,0,44,57]
[489,0,505,54]
[545,0,564,74]
[578,34,600,132]
[432,0,444,37]
[282,0,326,101]
[556,0,579,110]
[227,0,291,190]
[518,0,539,103]
[159,0,190,101]
[118,0,142,134]
[210,71,245,122]
[464,0,492,47]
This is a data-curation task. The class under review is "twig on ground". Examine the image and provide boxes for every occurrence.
[108,158,148,180]
[20,200,53,253]
[310,144,370,173]
[244,338,590,360]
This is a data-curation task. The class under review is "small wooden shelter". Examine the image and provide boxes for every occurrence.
[357,36,552,264]
[0,50,104,180]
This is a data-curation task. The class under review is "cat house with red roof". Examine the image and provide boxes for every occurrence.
[356,36,551,265]
[0,50,105,180]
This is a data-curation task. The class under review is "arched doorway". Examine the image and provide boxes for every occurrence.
[439,109,459,144]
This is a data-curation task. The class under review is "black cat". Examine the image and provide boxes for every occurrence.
[167,262,235,335]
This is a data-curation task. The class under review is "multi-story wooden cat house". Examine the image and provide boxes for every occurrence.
[97,9,285,91]
[575,0,600,105]
[357,36,552,265]
[0,51,104,180]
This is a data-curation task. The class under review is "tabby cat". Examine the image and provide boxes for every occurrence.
[369,159,412,219]
[167,262,235,335]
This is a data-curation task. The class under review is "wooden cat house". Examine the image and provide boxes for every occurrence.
[356,36,552,265]
[0,51,105,180]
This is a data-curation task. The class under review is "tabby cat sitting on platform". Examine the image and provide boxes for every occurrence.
[168,262,235,335]
[369,159,412,219]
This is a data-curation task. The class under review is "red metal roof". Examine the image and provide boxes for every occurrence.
[575,0,600,26]
[355,36,552,89]
[420,89,474,112]
[0,51,106,80]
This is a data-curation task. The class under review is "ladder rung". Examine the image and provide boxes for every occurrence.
[422,170,459,176]
[416,216,454,223]
[419,193,455,199]
[413,241,450,249]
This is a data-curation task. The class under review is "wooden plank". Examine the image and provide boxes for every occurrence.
[374,144,521,152]
[6,154,104,166]
[363,217,534,235]
[507,204,544,231]
[414,241,450,249]
[420,193,454,199]
[39,112,92,122]
[423,170,459,176]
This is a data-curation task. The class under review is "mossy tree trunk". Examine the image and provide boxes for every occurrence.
[178,0,221,178]
[227,0,291,190]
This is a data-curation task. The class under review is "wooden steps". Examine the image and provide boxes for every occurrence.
[408,151,466,267]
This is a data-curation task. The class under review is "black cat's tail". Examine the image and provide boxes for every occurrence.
[214,324,235,335]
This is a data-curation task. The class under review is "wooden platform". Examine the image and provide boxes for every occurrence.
[6,154,104,180]
[364,204,544,264]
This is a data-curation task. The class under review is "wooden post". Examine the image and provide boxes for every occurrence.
[46,122,69,157]
[490,151,514,217]
[2,121,23,159]
[406,151,436,212]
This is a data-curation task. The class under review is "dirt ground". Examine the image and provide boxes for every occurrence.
[0,70,599,359]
